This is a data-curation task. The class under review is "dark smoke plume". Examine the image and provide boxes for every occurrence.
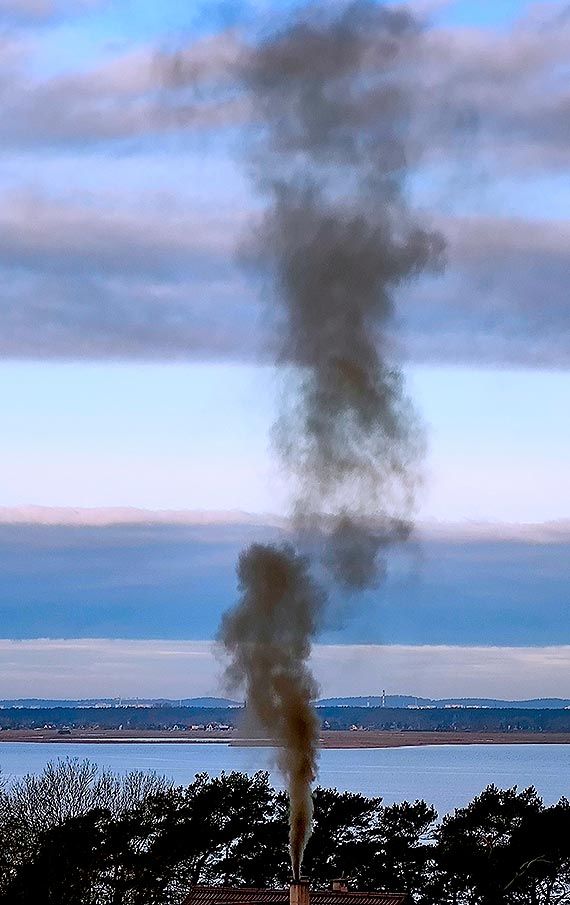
[218,0,444,877]
[219,544,324,879]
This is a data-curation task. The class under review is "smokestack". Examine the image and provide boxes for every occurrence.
[290,879,310,905]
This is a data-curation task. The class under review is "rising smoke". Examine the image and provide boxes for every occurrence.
[218,0,444,878]
[219,544,324,880]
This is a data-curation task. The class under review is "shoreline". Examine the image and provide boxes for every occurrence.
[2,729,570,747]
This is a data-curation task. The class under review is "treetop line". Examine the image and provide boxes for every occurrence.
[0,760,568,904]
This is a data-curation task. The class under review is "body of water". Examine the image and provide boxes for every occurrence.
[1,742,568,817]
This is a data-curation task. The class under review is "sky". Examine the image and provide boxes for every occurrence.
[0,0,569,699]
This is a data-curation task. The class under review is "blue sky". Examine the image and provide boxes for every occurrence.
[0,0,568,698]
[1,361,569,521]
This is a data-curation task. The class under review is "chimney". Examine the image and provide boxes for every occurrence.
[290,879,310,905]
[332,880,349,893]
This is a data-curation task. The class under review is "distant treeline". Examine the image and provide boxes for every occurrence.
[0,697,242,709]
[3,706,570,732]
[0,706,233,731]
[317,706,570,733]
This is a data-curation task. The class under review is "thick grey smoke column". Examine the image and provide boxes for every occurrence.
[219,544,324,879]
[219,0,443,878]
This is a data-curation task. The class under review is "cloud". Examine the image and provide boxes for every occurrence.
[0,0,109,25]
[0,506,568,543]
[419,518,570,544]
[155,5,570,175]
[0,32,245,147]
[400,214,570,368]
[312,643,570,700]
[0,189,261,360]
[0,185,566,366]
[0,269,260,361]
[0,0,50,14]
[0,517,567,645]
[1,638,570,699]
[0,10,567,366]
[1,6,568,171]
[414,6,570,174]
[0,638,221,698]
[0,506,286,528]
[0,191,242,276]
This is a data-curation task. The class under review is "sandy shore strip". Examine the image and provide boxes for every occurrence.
[1,729,570,747]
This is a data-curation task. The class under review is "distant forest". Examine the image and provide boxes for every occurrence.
[3,706,570,733]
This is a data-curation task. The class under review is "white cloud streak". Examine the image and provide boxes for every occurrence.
[0,31,244,144]
[2,639,570,700]
[0,506,286,528]
[0,0,111,25]
[0,11,567,366]
[0,507,567,544]
[0,186,567,366]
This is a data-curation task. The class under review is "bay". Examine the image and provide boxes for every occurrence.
[1,742,569,817]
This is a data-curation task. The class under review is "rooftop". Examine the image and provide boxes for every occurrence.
[183,887,412,905]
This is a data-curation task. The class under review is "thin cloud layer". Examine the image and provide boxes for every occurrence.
[1,638,570,699]
[0,191,257,359]
[0,189,567,364]
[0,518,567,645]
[0,32,244,148]
[2,5,568,169]
[415,8,570,173]
[0,506,285,527]
[401,214,570,367]
[0,0,106,26]
[1,507,568,543]
[0,4,567,365]
[0,192,242,275]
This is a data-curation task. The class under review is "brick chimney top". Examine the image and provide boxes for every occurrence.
[290,879,310,905]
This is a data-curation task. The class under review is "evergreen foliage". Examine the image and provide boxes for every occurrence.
[0,759,568,903]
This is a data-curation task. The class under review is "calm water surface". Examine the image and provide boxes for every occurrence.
[1,743,568,817]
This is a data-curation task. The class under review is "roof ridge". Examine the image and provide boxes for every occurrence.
[184,887,411,905]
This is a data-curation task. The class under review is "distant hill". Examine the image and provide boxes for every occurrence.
[0,697,242,709]
[3,695,570,710]
[316,695,570,710]
[180,697,242,708]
